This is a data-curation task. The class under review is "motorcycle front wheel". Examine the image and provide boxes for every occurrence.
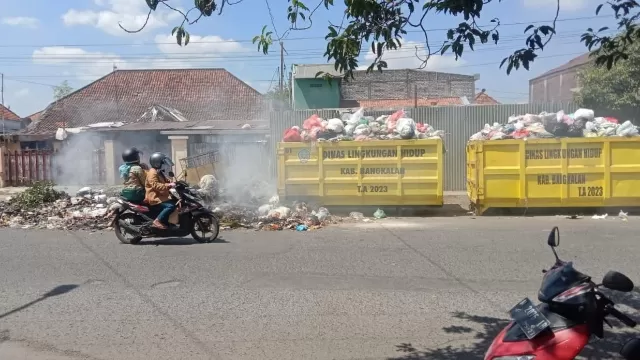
[114,212,143,245]
[190,213,220,243]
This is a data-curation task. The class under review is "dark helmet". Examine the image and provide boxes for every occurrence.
[122,147,142,163]
[149,152,174,169]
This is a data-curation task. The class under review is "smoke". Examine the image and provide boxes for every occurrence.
[201,134,275,206]
[53,132,105,186]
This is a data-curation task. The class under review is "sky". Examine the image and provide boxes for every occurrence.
[0,0,614,117]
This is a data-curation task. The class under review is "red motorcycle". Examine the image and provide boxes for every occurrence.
[485,227,640,360]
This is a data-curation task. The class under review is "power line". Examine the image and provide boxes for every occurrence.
[3,51,586,84]
[0,15,611,49]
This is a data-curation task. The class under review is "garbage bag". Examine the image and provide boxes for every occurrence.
[326,118,344,133]
[616,120,639,136]
[347,107,364,126]
[354,124,371,136]
[283,128,302,142]
[396,118,416,139]
[574,108,595,121]
[344,124,356,136]
[373,208,386,219]
[303,114,323,130]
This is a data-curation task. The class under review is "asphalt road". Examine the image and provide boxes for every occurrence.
[0,216,639,360]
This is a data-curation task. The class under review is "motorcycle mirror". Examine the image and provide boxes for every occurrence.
[168,171,175,178]
[547,226,560,247]
[620,338,640,360]
[602,270,635,292]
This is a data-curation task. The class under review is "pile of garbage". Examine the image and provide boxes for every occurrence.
[0,182,114,231]
[283,108,445,142]
[470,108,640,141]
[212,194,344,231]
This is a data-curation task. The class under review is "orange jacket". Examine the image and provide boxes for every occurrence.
[144,168,171,205]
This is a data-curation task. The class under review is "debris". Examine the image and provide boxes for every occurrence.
[618,210,629,221]
[349,212,365,220]
[296,224,308,231]
[592,213,608,220]
[282,108,445,142]
[470,109,639,141]
[373,208,387,219]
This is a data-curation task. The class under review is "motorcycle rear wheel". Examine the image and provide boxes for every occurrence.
[190,214,220,243]
[114,213,143,245]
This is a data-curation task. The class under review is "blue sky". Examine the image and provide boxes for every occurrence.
[0,0,612,117]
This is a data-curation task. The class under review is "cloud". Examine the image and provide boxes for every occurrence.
[1,16,39,28]
[31,33,248,80]
[361,40,465,71]
[14,88,29,98]
[32,47,129,81]
[62,0,181,37]
[523,0,591,11]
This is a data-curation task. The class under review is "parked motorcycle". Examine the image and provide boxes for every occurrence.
[110,174,219,245]
[485,226,640,360]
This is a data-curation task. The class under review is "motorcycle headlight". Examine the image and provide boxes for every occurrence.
[491,356,535,360]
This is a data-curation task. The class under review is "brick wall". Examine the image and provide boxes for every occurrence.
[340,69,475,101]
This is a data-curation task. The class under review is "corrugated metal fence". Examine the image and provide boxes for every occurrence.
[269,103,580,191]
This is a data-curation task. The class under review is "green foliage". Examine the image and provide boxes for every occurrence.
[53,80,73,101]
[10,181,65,209]
[132,0,640,79]
[264,85,292,108]
[575,38,640,110]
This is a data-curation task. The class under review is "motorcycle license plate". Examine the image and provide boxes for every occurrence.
[508,298,551,339]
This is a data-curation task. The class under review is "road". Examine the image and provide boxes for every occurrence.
[0,216,638,360]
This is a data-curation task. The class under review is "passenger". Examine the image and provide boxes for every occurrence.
[119,147,148,204]
[145,152,176,229]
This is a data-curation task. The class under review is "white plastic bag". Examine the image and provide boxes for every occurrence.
[344,124,356,136]
[616,120,639,136]
[574,108,595,121]
[354,124,371,136]
[396,118,416,139]
[347,107,364,126]
[326,118,344,133]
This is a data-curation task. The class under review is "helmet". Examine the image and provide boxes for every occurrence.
[122,147,142,163]
[149,152,174,169]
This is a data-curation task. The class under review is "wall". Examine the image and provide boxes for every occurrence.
[529,65,588,103]
[293,78,341,109]
[341,70,476,101]
[269,103,580,191]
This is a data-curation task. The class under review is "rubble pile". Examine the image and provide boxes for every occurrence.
[212,193,344,231]
[470,108,640,141]
[283,108,445,142]
[0,184,114,231]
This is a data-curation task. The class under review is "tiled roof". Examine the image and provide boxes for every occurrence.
[23,68,266,135]
[26,110,44,121]
[0,105,20,121]
[474,92,500,105]
[340,97,466,109]
[530,53,592,81]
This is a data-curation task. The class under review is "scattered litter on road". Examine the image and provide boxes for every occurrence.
[373,208,387,219]
[592,213,608,220]
[618,210,629,221]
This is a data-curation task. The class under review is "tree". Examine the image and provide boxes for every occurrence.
[127,0,640,80]
[264,85,292,108]
[575,39,640,110]
[53,80,74,101]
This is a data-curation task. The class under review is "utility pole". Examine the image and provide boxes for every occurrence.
[279,41,284,94]
[1,73,5,136]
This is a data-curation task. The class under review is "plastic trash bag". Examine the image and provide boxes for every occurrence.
[303,114,323,130]
[574,108,595,121]
[344,124,356,136]
[354,124,371,136]
[347,107,364,126]
[283,128,302,142]
[396,118,416,139]
[373,208,386,219]
[326,118,344,133]
[616,120,639,136]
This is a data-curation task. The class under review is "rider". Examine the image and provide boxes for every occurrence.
[145,152,176,229]
[119,147,148,204]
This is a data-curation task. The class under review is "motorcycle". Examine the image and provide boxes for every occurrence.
[485,226,640,360]
[110,173,220,245]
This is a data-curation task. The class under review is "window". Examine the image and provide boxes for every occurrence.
[310,83,323,88]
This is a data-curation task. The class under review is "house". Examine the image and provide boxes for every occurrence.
[291,64,480,110]
[0,104,25,134]
[19,68,268,185]
[529,53,591,103]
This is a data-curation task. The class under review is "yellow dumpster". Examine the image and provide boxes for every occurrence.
[277,140,443,206]
[467,137,640,214]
